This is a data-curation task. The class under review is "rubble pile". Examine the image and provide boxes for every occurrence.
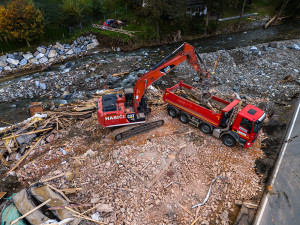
[0,35,99,76]
[0,99,97,174]
[4,101,264,224]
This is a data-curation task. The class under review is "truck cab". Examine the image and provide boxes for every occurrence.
[230,105,266,147]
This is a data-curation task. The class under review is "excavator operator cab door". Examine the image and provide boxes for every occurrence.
[124,88,134,107]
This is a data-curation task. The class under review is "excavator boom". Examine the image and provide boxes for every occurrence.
[133,43,209,109]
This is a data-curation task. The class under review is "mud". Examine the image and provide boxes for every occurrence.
[255,102,295,182]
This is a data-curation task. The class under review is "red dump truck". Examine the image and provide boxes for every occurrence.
[163,81,266,148]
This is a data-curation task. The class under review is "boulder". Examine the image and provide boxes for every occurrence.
[36,53,44,60]
[4,66,12,71]
[7,54,15,59]
[0,61,7,67]
[29,58,38,64]
[23,53,34,60]
[48,49,57,58]
[6,58,19,66]
[74,47,81,54]
[0,55,7,61]
[37,46,46,53]
[14,55,23,61]
[63,44,71,49]
[66,49,74,55]
[291,44,300,50]
[55,42,64,51]
[19,58,28,66]
[39,57,48,64]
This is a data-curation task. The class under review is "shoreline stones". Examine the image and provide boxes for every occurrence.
[0,35,99,76]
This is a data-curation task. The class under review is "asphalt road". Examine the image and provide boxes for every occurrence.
[254,99,300,225]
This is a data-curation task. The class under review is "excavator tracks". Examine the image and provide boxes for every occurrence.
[114,120,164,141]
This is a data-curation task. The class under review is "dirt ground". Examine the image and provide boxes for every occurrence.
[9,100,266,225]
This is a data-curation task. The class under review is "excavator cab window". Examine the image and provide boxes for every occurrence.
[124,88,134,107]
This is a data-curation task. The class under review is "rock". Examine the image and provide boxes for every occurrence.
[194,77,200,82]
[6,58,19,66]
[250,46,258,51]
[48,49,57,58]
[19,58,28,66]
[268,42,277,48]
[14,55,23,61]
[37,46,46,53]
[65,62,72,68]
[4,66,12,71]
[91,197,100,204]
[23,53,34,60]
[73,47,81,54]
[16,134,37,145]
[0,55,7,61]
[7,54,15,59]
[83,149,96,157]
[39,57,48,64]
[91,212,101,221]
[55,42,64,51]
[63,44,71,49]
[96,204,113,213]
[117,47,120,52]
[40,83,46,89]
[29,58,38,64]
[66,49,74,55]
[290,43,300,50]
[36,53,44,60]
[0,61,7,67]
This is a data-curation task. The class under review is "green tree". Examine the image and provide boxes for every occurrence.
[0,0,44,47]
[61,0,83,27]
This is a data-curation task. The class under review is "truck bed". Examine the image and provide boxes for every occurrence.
[163,81,232,127]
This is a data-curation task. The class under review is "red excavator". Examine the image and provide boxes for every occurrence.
[97,43,209,140]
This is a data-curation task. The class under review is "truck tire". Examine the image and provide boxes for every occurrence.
[167,107,177,118]
[179,113,189,124]
[199,123,212,134]
[222,135,236,147]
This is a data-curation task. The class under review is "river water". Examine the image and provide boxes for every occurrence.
[0,21,300,127]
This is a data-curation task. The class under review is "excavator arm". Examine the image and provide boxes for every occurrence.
[133,42,209,110]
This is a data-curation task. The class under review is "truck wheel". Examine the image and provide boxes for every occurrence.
[199,123,212,134]
[222,135,236,147]
[168,107,177,118]
[179,113,189,124]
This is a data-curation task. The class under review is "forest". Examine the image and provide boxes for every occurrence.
[0,0,299,52]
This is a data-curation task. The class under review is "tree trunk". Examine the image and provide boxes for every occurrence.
[273,0,290,25]
[156,22,160,39]
[238,0,247,29]
[205,9,209,34]
[26,39,31,47]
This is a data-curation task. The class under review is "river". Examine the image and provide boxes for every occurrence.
[0,21,300,127]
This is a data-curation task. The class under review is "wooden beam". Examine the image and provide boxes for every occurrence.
[6,137,42,174]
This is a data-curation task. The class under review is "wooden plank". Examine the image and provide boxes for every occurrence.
[48,184,71,203]
[41,173,66,182]
[65,207,106,225]
[6,137,43,174]
[49,203,91,210]
[10,198,51,225]
[3,128,52,140]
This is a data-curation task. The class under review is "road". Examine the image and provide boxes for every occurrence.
[254,99,300,225]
